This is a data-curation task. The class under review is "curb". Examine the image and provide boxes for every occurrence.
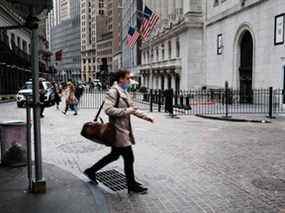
[0,99,16,104]
[195,114,271,123]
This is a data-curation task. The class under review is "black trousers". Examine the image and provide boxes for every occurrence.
[90,146,136,187]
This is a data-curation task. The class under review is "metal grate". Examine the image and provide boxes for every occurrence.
[96,169,127,191]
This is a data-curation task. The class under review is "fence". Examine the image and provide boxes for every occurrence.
[77,85,285,118]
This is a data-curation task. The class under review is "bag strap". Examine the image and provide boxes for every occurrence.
[94,89,120,121]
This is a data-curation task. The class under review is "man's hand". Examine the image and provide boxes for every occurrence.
[126,107,138,115]
[145,117,154,123]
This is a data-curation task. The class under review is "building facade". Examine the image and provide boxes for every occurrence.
[96,0,122,87]
[121,0,143,77]
[205,0,285,94]
[139,0,285,94]
[80,0,96,82]
[50,0,81,82]
[139,0,204,90]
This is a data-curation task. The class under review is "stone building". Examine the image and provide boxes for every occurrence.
[206,0,285,96]
[138,0,285,99]
[121,0,143,77]
[139,0,204,90]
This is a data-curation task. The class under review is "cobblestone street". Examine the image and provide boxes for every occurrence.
[0,102,285,213]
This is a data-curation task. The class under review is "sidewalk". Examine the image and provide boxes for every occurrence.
[0,102,285,213]
[0,163,108,213]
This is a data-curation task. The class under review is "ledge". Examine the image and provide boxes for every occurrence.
[195,114,271,123]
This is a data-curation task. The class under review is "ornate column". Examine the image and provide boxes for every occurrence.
[176,0,183,17]
[171,72,176,90]
[141,73,145,87]
[161,0,168,20]
[168,0,175,18]
[183,0,190,14]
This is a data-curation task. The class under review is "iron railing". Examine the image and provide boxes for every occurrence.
[76,86,285,118]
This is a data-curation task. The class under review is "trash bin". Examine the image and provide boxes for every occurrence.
[0,121,27,167]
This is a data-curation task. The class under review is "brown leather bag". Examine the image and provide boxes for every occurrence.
[80,90,120,146]
[80,120,116,146]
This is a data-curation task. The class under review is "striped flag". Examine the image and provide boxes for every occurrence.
[127,26,140,48]
[140,6,160,40]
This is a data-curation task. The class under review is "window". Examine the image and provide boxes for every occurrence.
[17,36,20,48]
[22,40,27,53]
[10,33,15,45]
[147,50,149,63]
[161,44,165,60]
[217,34,223,55]
[156,47,159,61]
[176,38,180,57]
[214,0,219,6]
[168,41,172,59]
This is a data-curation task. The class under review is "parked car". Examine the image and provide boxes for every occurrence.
[16,79,55,108]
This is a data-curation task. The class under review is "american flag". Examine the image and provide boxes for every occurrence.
[140,6,160,40]
[127,26,140,48]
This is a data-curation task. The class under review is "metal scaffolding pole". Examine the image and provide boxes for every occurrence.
[30,8,46,193]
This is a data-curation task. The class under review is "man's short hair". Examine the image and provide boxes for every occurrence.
[115,69,130,82]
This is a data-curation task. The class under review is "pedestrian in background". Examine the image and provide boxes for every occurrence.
[75,83,84,105]
[62,81,78,115]
[39,79,46,118]
[52,81,61,110]
[84,69,154,194]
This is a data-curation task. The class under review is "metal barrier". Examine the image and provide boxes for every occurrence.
[76,85,285,118]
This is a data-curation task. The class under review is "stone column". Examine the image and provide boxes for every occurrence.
[176,0,183,16]
[161,0,168,20]
[171,73,176,90]
[149,71,153,89]
[183,0,190,14]
[168,0,175,18]
[158,72,162,90]
[161,74,165,90]
[141,74,144,87]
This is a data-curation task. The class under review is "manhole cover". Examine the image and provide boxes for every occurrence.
[96,169,127,191]
[57,142,104,153]
[252,177,285,191]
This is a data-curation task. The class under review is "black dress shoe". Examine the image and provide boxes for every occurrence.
[128,185,148,194]
[83,169,98,185]
[134,181,143,186]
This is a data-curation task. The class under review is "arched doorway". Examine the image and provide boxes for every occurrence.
[239,31,253,103]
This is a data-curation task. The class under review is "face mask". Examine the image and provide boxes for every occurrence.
[121,83,129,91]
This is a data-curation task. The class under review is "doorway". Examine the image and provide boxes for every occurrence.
[239,31,253,103]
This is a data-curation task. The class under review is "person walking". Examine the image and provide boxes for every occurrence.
[84,69,154,194]
[39,79,46,118]
[52,81,61,110]
[62,81,78,115]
